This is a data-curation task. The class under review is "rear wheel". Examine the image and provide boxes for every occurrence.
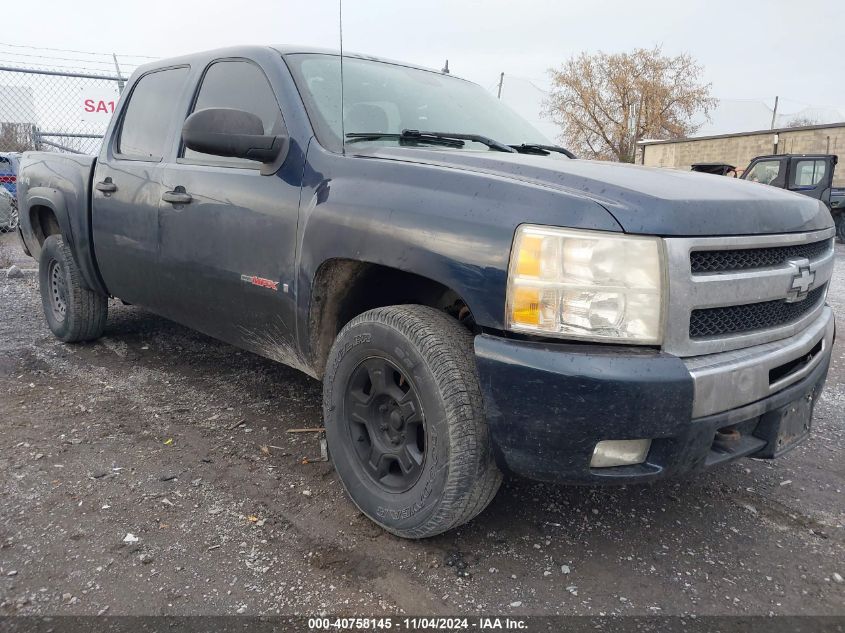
[38,235,108,342]
[323,305,502,538]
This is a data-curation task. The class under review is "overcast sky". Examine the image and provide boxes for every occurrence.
[8,0,844,140]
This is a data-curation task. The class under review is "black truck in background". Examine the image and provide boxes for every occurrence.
[17,46,837,538]
[693,154,845,241]
[743,154,845,241]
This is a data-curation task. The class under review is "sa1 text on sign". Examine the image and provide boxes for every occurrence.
[79,86,120,125]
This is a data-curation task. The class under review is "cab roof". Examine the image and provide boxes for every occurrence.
[130,45,455,81]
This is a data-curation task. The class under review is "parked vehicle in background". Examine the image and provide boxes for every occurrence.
[691,162,737,176]
[0,187,18,232]
[0,152,24,240]
[741,154,844,241]
[0,152,21,197]
[16,46,837,538]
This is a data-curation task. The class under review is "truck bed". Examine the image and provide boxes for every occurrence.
[17,152,105,294]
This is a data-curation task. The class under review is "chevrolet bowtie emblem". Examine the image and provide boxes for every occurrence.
[786,258,815,302]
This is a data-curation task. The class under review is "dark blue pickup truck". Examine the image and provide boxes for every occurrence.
[17,46,837,538]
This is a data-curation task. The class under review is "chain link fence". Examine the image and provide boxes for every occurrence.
[0,65,126,155]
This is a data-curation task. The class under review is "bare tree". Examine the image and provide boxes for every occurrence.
[784,115,820,128]
[545,47,716,162]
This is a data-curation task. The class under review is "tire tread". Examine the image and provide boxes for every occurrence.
[39,235,107,343]
[327,305,502,538]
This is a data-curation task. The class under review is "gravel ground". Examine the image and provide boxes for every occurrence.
[0,231,843,617]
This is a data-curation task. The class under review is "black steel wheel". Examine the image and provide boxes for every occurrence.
[47,258,68,323]
[38,234,108,342]
[323,305,502,539]
[344,357,426,493]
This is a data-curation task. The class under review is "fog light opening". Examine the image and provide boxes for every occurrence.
[590,439,652,468]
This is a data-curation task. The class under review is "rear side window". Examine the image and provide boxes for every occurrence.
[790,159,827,188]
[182,60,283,167]
[117,67,189,160]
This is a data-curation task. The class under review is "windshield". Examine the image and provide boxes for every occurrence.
[285,53,551,153]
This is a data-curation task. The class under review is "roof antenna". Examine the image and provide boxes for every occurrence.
[339,0,346,156]
[441,59,450,74]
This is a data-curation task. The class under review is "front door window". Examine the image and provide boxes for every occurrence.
[745,160,783,186]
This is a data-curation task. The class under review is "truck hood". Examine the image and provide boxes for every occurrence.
[360,147,832,236]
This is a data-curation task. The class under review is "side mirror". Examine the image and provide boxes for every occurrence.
[182,107,288,163]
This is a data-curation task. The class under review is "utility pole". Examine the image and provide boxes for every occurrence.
[497,72,504,99]
[770,95,780,154]
[112,53,125,93]
[770,95,779,129]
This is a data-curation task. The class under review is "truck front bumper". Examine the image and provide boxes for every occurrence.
[475,307,834,484]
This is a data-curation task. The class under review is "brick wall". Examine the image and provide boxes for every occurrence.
[641,124,845,186]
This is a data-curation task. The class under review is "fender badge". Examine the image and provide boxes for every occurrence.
[241,274,279,292]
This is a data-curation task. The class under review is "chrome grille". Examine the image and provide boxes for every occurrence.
[663,227,835,357]
[689,285,827,338]
[690,239,832,273]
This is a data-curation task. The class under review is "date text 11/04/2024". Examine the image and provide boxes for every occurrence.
[307,617,527,630]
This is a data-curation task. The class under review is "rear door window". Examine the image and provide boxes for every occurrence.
[181,60,283,167]
[789,159,827,188]
[117,67,189,161]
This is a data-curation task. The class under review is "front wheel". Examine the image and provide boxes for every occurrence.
[323,305,502,538]
[38,235,108,342]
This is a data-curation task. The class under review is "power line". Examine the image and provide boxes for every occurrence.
[498,73,551,94]
[0,41,157,60]
[0,59,137,75]
[715,96,845,112]
[0,49,136,67]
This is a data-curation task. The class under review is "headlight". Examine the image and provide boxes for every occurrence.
[506,225,665,343]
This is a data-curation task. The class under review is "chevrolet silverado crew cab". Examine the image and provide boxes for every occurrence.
[18,47,836,538]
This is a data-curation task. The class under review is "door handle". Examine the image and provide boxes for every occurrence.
[161,187,192,205]
[95,179,117,193]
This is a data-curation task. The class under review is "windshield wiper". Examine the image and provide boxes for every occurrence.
[511,144,577,159]
[346,130,464,149]
[346,129,517,153]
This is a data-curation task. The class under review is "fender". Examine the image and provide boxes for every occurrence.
[23,187,107,295]
[292,140,622,364]
[24,188,72,254]
[19,153,109,296]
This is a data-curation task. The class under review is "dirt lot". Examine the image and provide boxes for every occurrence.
[0,231,843,617]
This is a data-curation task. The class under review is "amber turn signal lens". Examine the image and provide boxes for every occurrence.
[511,287,540,325]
